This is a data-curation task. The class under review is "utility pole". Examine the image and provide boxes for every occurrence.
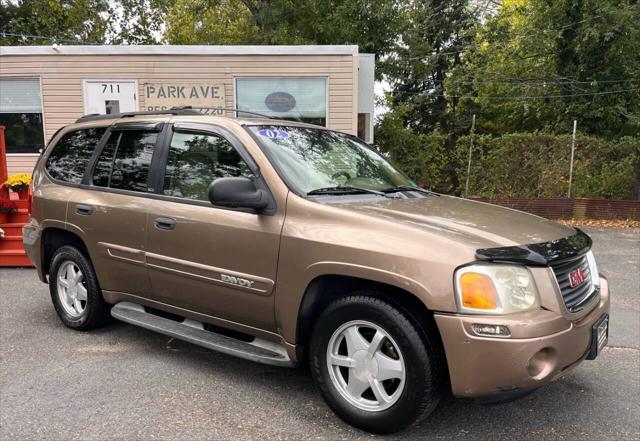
[464,114,476,198]
[567,120,577,198]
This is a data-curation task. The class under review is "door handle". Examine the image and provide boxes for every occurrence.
[75,204,94,215]
[154,217,176,230]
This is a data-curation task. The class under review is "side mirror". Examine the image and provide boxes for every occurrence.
[208,177,270,211]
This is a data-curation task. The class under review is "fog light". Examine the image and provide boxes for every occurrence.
[472,324,511,338]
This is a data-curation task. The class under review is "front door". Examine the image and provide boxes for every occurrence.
[144,125,283,332]
[83,80,138,115]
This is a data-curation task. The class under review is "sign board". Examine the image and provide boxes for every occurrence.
[265,92,296,112]
[83,80,138,115]
[144,82,226,115]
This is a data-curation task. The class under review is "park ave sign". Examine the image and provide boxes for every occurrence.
[144,82,226,114]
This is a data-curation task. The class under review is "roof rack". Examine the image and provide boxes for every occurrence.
[170,106,274,119]
[75,106,274,123]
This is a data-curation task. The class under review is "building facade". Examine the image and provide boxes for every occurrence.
[0,45,374,174]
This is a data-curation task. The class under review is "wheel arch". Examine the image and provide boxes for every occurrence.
[41,227,91,278]
[296,275,442,354]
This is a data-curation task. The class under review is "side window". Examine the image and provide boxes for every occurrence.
[45,127,106,183]
[92,130,158,192]
[163,132,254,201]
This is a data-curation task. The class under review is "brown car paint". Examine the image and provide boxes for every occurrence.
[24,114,610,399]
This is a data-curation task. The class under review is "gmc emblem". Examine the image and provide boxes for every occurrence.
[568,266,587,288]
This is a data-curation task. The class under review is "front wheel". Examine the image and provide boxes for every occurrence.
[309,295,441,434]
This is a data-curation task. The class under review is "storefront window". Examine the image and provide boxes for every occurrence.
[236,77,327,126]
[0,78,45,154]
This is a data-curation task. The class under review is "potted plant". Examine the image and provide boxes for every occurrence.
[4,173,32,199]
[0,199,17,223]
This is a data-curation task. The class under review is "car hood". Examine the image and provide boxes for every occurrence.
[332,195,576,248]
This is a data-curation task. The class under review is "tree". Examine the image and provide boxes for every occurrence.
[382,0,478,134]
[0,0,111,45]
[164,0,402,77]
[108,0,174,44]
[163,0,263,45]
[376,0,478,192]
[445,0,640,138]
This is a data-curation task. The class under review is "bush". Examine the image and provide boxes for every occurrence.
[376,115,639,200]
[455,134,639,199]
[375,109,456,193]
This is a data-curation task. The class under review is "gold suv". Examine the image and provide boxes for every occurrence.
[24,109,610,433]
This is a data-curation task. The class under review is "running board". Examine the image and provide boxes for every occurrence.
[111,302,295,367]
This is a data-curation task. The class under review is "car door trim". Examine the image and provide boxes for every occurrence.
[98,242,147,265]
[145,251,275,296]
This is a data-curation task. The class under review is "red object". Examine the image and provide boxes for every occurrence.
[17,188,29,200]
[0,125,8,200]
[569,266,587,288]
[0,125,32,266]
[468,197,640,220]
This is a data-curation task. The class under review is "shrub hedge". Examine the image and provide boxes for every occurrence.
[376,125,639,200]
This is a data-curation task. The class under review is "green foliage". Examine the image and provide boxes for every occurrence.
[445,0,640,138]
[383,0,477,132]
[0,0,111,44]
[375,107,455,193]
[454,134,639,199]
[163,0,402,78]
[109,0,174,44]
[163,0,262,45]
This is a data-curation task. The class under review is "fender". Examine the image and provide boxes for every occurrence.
[275,260,437,344]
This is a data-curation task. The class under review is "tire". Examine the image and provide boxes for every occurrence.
[49,245,111,331]
[309,294,441,434]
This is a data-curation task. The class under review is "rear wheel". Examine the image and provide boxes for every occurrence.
[49,245,110,330]
[309,295,441,434]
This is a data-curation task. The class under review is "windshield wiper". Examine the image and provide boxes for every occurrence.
[382,185,438,196]
[307,185,389,197]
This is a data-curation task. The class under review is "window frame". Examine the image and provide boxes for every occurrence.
[243,124,411,198]
[84,122,166,192]
[42,125,111,188]
[149,122,276,215]
[43,126,110,185]
[234,76,329,127]
[0,76,47,154]
[71,122,276,215]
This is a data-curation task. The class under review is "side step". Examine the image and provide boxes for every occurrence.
[111,302,295,367]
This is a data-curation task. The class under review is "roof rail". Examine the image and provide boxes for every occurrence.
[170,106,275,119]
[75,106,276,123]
[75,108,201,123]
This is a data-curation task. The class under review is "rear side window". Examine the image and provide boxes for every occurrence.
[45,127,106,183]
[92,130,158,192]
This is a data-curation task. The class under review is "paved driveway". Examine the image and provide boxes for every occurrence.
[1,227,638,440]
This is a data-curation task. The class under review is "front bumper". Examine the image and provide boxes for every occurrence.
[434,277,610,398]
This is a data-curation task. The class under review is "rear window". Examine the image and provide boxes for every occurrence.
[92,130,158,192]
[45,127,107,183]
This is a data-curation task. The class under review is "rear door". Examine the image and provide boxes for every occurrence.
[143,123,283,332]
[66,122,164,297]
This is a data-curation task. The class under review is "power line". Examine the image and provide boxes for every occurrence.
[0,31,99,45]
[390,87,640,101]
[427,78,640,86]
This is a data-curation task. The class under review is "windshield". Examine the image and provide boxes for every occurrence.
[247,126,414,195]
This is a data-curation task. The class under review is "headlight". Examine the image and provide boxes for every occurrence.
[454,264,540,314]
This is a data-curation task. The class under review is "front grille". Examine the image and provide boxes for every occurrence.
[550,255,594,311]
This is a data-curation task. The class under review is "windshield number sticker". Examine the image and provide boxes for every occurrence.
[258,129,288,139]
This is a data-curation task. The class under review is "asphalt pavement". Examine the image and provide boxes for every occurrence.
[1,227,638,440]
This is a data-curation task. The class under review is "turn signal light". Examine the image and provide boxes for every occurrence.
[459,273,497,310]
